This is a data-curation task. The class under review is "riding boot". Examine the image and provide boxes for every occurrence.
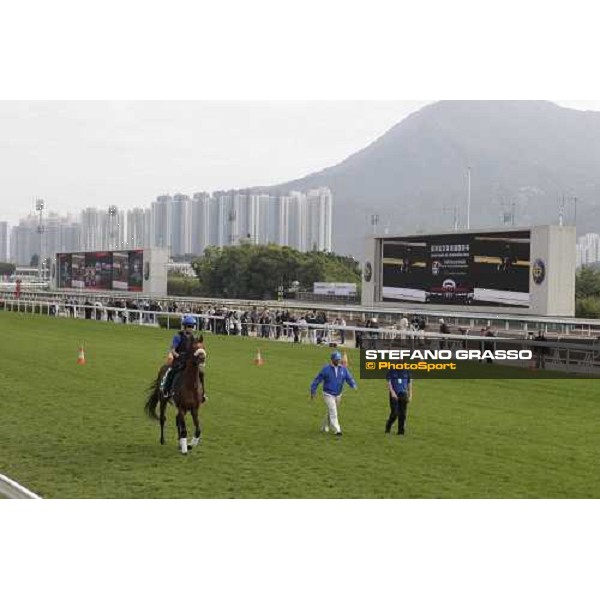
[160,368,174,398]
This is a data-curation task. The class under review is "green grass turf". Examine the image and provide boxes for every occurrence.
[0,310,599,498]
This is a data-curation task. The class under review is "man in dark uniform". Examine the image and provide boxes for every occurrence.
[385,367,413,435]
[533,329,548,369]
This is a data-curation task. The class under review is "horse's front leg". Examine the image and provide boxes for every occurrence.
[177,410,188,455]
[190,405,201,448]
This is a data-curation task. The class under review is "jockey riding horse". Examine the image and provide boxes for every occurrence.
[160,315,207,402]
[145,319,206,454]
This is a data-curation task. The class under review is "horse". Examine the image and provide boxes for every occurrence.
[145,334,206,454]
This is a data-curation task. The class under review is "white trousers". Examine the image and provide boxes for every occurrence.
[322,393,342,433]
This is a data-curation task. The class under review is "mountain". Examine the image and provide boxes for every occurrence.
[258,101,600,257]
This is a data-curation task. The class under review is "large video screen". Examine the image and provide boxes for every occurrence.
[57,253,72,288]
[55,250,145,292]
[128,249,143,292]
[381,230,531,307]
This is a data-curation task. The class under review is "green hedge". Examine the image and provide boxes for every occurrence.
[157,315,182,329]
[575,297,600,319]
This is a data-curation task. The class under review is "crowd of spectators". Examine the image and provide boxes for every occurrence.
[0,292,358,346]
[0,291,474,350]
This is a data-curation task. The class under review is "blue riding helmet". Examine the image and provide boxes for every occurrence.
[331,351,342,361]
[182,315,196,327]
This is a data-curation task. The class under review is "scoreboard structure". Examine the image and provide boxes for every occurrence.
[361,226,576,317]
[52,247,168,296]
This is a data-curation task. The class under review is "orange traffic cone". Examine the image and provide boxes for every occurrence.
[342,352,349,367]
[254,348,264,366]
[77,345,86,365]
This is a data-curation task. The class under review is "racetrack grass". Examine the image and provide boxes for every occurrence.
[1,311,599,498]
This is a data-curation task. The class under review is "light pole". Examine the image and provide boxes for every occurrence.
[35,199,45,280]
[108,205,118,249]
[466,166,472,230]
[443,205,459,231]
[558,196,565,227]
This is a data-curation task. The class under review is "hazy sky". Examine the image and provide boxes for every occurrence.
[1,100,598,225]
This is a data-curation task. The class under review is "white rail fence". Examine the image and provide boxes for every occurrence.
[0,473,41,499]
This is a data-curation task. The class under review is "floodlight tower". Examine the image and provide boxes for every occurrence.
[35,199,45,280]
[466,166,472,230]
[558,196,565,227]
[108,205,118,249]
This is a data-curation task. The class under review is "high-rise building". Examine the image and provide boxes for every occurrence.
[306,187,333,251]
[6,186,334,262]
[171,194,192,257]
[10,215,38,266]
[276,196,290,247]
[212,192,232,247]
[288,191,308,251]
[246,193,272,245]
[152,195,172,249]
[127,207,149,249]
[576,233,600,267]
[43,212,62,261]
[0,221,8,262]
[192,192,211,255]
[61,221,82,253]
[80,208,102,251]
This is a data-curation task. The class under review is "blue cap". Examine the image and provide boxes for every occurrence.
[182,315,196,327]
[331,351,342,361]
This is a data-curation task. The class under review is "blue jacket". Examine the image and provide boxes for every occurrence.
[311,364,357,396]
[386,369,411,395]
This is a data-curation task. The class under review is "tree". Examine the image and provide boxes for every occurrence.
[0,262,16,277]
[30,254,39,267]
[575,265,600,317]
[191,244,361,299]
[576,265,600,298]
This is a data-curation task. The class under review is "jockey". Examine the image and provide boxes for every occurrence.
[160,315,198,399]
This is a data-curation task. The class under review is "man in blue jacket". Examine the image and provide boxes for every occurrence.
[385,368,412,435]
[310,351,358,436]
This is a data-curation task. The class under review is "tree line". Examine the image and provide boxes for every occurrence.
[575,265,600,318]
[185,243,360,300]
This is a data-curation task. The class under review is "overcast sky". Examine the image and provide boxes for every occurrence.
[1,100,599,225]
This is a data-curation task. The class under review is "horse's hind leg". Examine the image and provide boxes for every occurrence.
[190,406,201,448]
[159,398,166,445]
[177,411,188,455]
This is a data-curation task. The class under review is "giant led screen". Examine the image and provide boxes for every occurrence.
[55,250,145,293]
[381,230,531,307]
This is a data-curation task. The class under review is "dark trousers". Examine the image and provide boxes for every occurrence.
[386,393,408,433]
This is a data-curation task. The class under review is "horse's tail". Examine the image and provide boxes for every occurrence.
[144,370,164,420]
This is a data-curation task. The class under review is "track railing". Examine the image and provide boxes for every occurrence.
[0,473,41,499]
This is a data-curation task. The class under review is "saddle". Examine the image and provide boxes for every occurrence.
[164,370,207,405]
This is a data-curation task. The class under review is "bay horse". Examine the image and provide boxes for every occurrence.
[145,334,206,454]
